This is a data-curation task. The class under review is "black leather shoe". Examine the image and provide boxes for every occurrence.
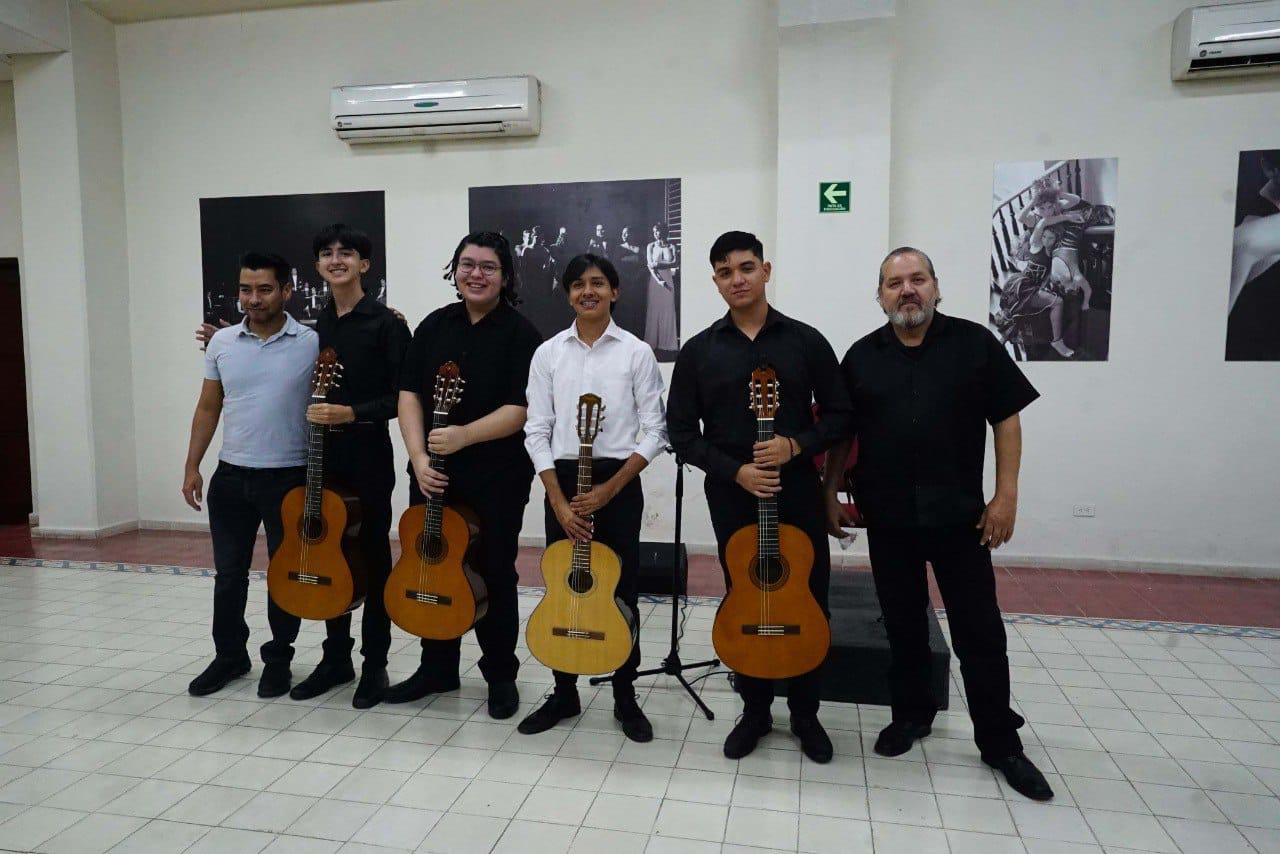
[352,668,389,709]
[517,691,580,734]
[289,658,356,701]
[985,752,1054,801]
[488,681,520,720]
[614,695,654,743]
[791,715,833,763]
[383,668,460,705]
[257,663,291,699]
[874,720,932,757]
[723,713,772,759]
[188,655,250,697]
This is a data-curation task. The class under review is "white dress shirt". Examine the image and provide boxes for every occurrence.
[524,319,668,472]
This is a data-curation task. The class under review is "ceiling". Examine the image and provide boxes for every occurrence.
[82,0,381,24]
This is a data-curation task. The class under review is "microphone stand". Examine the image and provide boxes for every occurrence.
[589,451,718,719]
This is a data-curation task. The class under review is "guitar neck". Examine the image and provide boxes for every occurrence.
[573,442,593,569]
[302,394,326,519]
[424,410,448,541]
[756,416,778,559]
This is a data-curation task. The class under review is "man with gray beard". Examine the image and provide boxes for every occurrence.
[823,247,1053,801]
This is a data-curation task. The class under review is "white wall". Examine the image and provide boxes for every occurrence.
[887,0,1280,572]
[117,0,779,545]
[0,82,20,259]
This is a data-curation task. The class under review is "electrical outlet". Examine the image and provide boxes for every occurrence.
[1072,504,1096,518]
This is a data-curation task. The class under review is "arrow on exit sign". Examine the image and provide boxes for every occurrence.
[820,182,850,213]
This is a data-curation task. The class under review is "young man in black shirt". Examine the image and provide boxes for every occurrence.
[668,231,852,763]
[387,231,542,719]
[825,246,1053,800]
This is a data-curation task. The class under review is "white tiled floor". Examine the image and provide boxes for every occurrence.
[1,563,1279,852]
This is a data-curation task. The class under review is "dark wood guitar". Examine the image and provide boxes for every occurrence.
[526,394,637,675]
[268,348,367,620]
[384,362,487,640]
[711,366,831,680]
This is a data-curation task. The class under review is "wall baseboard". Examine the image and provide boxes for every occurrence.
[31,520,138,539]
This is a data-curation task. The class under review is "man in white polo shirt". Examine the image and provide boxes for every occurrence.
[182,251,318,697]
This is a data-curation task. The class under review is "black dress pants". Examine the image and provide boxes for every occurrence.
[543,458,643,700]
[409,465,532,684]
[205,461,306,663]
[866,525,1025,759]
[266,426,396,669]
[704,465,831,718]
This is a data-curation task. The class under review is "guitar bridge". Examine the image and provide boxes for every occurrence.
[742,624,801,636]
[287,572,332,586]
[551,628,605,641]
[405,590,453,606]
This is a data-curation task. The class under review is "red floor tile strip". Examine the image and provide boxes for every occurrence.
[4,525,1278,628]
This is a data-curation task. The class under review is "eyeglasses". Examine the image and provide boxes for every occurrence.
[456,260,501,277]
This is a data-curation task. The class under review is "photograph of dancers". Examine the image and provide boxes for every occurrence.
[1226,149,1280,361]
[989,159,1118,361]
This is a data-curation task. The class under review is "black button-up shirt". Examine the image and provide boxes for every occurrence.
[316,291,411,424]
[668,307,853,485]
[399,300,543,476]
[841,312,1039,528]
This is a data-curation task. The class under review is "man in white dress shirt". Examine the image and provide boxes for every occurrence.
[518,253,668,743]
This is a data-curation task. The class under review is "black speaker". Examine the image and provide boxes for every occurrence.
[637,542,688,596]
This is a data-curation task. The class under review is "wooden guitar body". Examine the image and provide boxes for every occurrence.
[527,538,637,675]
[712,520,831,680]
[268,482,367,621]
[385,502,487,640]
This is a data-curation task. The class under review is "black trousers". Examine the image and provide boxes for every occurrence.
[705,465,830,718]
[866,525,1025,759]
[544,458,643,700]
[266,426,396,669]
[409,465,532,684]
[206,461,306,662]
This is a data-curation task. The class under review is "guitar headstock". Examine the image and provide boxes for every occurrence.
[312,348,343,399]
[433,361,465,413]
[748,366,780,418]
[576,393,604,445]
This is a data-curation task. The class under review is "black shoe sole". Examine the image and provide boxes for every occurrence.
[873,723,932,757]
[723,726,772,759]
[614,708,654,743]
[383,678,460,705]
[257,681,290,699]
[516,706,580,735]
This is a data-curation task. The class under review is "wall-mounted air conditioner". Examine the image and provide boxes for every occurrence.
[331,75,540,143]
[1172,0,1280,80]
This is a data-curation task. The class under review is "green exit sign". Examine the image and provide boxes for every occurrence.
[819,181,850,213]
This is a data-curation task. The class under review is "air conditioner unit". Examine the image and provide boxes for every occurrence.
[332,75,540,143]
[1172,0,1280,80]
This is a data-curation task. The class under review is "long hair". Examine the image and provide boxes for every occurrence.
[442,231,521,306]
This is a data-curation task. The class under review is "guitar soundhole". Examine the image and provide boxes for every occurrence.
[751,555,789,591]
[298,516,327,543]
[567,569,594,595]
[416,533,448,563]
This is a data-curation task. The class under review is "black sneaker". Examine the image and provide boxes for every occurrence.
[352,668,389,710]
[723,713,772,759]
[614,695,654,743]
[985,752,1054,801]
[873,720,932,757]
[791,715,833,763]
[188,655,250,697]
[289,658,356,701]
[517,692,581,734]
[488,681,520,720]
[383,668,460,705]
[257,662,291,699]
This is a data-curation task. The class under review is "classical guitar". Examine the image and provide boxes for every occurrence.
[268,347,368,620]
[526,393,637,675]
[385,362,487,640]
[711,366,831,679]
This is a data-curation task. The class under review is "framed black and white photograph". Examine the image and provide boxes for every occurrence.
[989,158,1117,361]
[1227,149,1280,361]
[469,178,682,361]
[199,190,386,327]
